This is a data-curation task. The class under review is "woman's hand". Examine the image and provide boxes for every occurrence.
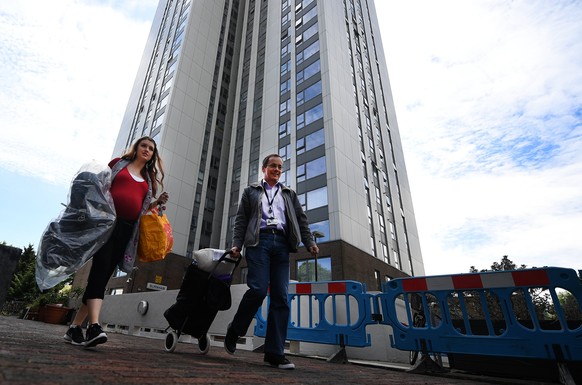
[157,192,169,206]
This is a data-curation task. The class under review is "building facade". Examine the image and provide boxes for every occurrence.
[107,0,424,293]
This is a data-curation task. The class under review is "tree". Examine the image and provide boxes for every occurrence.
[469,255,527,273]
[6,244,38,305]
[3,244,74,315]
[558,290,582,321]
[468,255,580,325]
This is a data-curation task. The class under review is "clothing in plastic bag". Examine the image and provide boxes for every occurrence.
[36,162,116,291]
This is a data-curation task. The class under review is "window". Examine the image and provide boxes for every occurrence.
[280,170,288,185]
[301,23,318,42]
[378,214,386,234]
[297,156,326,182]
[297,103,323,129]
[281,27,290,41]
[296,80,321,106]
[280,99,291,115]
[296,40,319,64]
[279,143,291,161]
[297,59,320,84]
[281,60,291,76]
[301,0,316,9]
[374,270,382,291]
[301,6,317,25]
[297,128,324,154]
[310,220,329,242]
[297,256,331,282]
[280,78,291,94]
[281,13,290,25]
[298,186,327,210]
[281,42,290,58]
[279,120,291,138]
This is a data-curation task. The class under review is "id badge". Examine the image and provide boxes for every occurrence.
[266,218,279,226]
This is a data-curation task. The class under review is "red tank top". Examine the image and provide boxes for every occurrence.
[109,166,148,221]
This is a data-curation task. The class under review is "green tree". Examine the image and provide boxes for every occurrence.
[7,244,38,305]
[468,255,581,325]
[558,289,582,322]
[469,255,527,273]
[5,244,73,313]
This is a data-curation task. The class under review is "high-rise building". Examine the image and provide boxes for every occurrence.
[113,0,424,289]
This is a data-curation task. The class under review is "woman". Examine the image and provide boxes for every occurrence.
[63,136,169,347]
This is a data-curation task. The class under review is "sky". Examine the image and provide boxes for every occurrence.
[1,0,581,277]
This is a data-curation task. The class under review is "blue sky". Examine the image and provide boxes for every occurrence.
[1,0,581,276]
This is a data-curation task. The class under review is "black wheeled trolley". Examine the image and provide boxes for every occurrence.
[163,249,240,354]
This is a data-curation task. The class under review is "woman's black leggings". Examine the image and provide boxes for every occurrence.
[82,219,135,304]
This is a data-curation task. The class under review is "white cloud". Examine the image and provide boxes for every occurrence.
[0,0,156,184]
[376,1,582,274]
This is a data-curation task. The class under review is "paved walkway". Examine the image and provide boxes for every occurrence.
[0,316,556,385]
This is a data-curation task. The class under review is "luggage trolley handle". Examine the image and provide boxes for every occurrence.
[209,250,242,279]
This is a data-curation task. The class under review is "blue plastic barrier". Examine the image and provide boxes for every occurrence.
[254,281,374,347]
[378,267,582,362]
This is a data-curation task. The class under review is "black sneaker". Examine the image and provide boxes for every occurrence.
[63,325,85,346]
[85,323,107,348]
[198,333,210,354]
[264,353,295,370]
[224,324,238,355]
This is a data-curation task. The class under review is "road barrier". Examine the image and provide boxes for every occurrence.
[254,281,376,361]
[377,267,582,382]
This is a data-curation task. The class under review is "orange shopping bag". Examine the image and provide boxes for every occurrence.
[137,207,174,262]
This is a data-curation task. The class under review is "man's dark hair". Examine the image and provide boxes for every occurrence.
[262,154,282,168]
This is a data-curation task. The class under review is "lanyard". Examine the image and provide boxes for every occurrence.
[266,186,279,216]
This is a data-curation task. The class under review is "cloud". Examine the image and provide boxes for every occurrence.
[0,0,157,184]
[376,1,582,274]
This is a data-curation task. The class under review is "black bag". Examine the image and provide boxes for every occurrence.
[203,252,239,311]
[206,275,232,311]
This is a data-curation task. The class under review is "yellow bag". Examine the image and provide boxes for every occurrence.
[137,207,174,262]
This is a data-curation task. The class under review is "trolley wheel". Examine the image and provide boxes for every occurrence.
[164,331,178,352]
[198,333,210,355]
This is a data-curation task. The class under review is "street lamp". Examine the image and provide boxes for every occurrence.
[311,231,325,281]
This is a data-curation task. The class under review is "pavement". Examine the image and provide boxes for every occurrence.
[0,316,558,385]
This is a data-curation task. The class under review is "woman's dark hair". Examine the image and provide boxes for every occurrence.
[262,153,282,168]
[121,136,165,196]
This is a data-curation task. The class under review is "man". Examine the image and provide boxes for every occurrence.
[225,154,319,369]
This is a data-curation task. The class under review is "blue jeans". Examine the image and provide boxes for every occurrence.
[230,233,290,356]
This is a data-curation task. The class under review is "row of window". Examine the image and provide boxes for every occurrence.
[279,0,329,238]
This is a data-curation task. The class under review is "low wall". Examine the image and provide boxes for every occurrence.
[99,284,408,364]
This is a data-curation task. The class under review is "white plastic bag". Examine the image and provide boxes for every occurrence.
[192,248,237,277]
